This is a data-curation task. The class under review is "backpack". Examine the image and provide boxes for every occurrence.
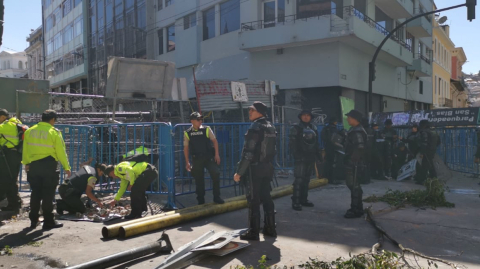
[120,153,159,166]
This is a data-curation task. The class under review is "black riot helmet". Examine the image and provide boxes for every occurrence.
[302,127,317,146]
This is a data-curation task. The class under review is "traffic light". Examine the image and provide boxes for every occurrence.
[467,0,477,21]
[369,62,376,81]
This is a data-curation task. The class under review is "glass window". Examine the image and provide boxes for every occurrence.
[419,81,423,94]
[47,39,53,55]
[115,16,124,56]
[97,0,105,29]
[220,0,240,35]
[125,0,134,9]
[63,23,74,44]
[44,0,52,8]
[63,52,75,71]
[75,46,84,66]
[297,0,332,19]
[158,29,164,55]
[203,7,215,40]
[375,6,393,31]
[278,0,285,23]
[46,16,54,32]
[137,2,146,30]
[166,0,174,7]
[54,32,62,51]
[158,0,163,10]
[74,16,83,37]
[264,1,276,27]
[167,25,175,52]
[115,0,123,16]
[106,0,114,23]
[54,58,64,75]
[184,13,197,30]
[63,0,72,17]
[53,6,62,26]
[74,0,82,7]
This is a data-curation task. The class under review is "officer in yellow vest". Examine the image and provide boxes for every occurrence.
[0,109,23,212]
[23,110,71,230]
[106,161,158,219]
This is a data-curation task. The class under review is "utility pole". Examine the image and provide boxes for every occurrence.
[0,0,4,48]
[368,1,476,114]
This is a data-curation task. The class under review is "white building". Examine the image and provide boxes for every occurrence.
[26,26,44,80]
[0,50,28,78]
[147,0,434,120]
[43,0,86,93]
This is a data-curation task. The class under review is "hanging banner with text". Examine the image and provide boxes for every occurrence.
[340,96,355,130]
[371,107,480,127]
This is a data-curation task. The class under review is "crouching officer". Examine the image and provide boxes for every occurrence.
[343,110,367,218]
[289,110,322,211]
[107,161,158,219]
[234,101,277,240]
[184,112,224,205]
[0,109,23,212]
[23,110,71,230]
[56,163,107,215]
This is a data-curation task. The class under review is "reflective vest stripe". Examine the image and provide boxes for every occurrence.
[1,134,17,139]
[27,142,54,148]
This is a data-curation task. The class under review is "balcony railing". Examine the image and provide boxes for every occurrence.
[343,6,412,51]
[241,8,337,31]
[240,6,412,52]
[413,53,431,65]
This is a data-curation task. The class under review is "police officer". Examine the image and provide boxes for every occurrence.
[233,101,277,240]
[184,112,224,205]
[320,116,338,183]
[415,120,439,184]
[107,161,159,219]
[0,109,23,212]
[56,163,107,215]
[289,110,322,211]
[343,110,367,219]
[382,119,398,179]
[371,124,385,180]
[23,110,71,230]
[404,124,419,159]
[361,119,374,184]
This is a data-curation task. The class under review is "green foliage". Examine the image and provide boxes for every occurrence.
[2,245,13,256]
[26,241,43,247]
[363,178,455,209]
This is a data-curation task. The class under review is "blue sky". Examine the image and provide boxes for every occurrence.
[0,0,479,74]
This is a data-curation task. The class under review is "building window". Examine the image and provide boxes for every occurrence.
[45,16,54,32]
[74,0,82,7]
[158,0,163,10]
[125,0,134,9]
[63,23,74,44]
[63,52,75,71]
[74,16,83,37]
[47,39,53,55]
[158,29,164,55]
[54,32,62,51]
[405,32,414,53]
[203,7,215,40]
[53,6,62,26]
[106,0,114,24]
[75,46,83,66]
[167,25,175,52]
[184,13,197,30]
[18,61,23,69]
[63,0,73,17]
[166,0,174,7]
[419,80,423,94]
[220,0,240,35]
[54,58,64,75]
[44,0,52,9]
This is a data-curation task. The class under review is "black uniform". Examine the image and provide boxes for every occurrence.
[320,123,338,182]
[392,144,408,179]
[185,125,221,204]
[382,127,397,178]
[361,121,374,184]
[0,148,22,210]
[289,121,322,210]
[237,117,277,240]
[344,124,367,218]
[371,129,385,179]
[57,166,98,214]
[415,126,439,184]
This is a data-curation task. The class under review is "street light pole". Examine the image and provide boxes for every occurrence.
[368,3,468,115]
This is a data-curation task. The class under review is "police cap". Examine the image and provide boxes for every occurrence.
[384,119,393,126]
[345,109,363,123]
[189,112,203,120]
[0,108,9,117]
[248,101,268,116]
[41,109,58,122]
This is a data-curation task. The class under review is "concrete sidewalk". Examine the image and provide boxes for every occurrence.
[0,172,479,269]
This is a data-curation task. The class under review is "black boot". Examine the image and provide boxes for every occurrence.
[300,184,314,207]
[262,211,277,238]
[43,220,63,230]
[55,199,67,215]
[197,196,205,205]
[291,183,302,211]
[240,208,260,241]
[345,189,364,219]
[213,196,225,204]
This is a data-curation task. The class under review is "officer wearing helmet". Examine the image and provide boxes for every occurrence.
[289,110,322,211]
[343,110,367,218]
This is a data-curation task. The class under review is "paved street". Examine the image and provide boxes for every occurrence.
[0,171,479,269]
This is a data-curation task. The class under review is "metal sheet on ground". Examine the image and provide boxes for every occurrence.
[192,229,248,251]
[206,241,250,256]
